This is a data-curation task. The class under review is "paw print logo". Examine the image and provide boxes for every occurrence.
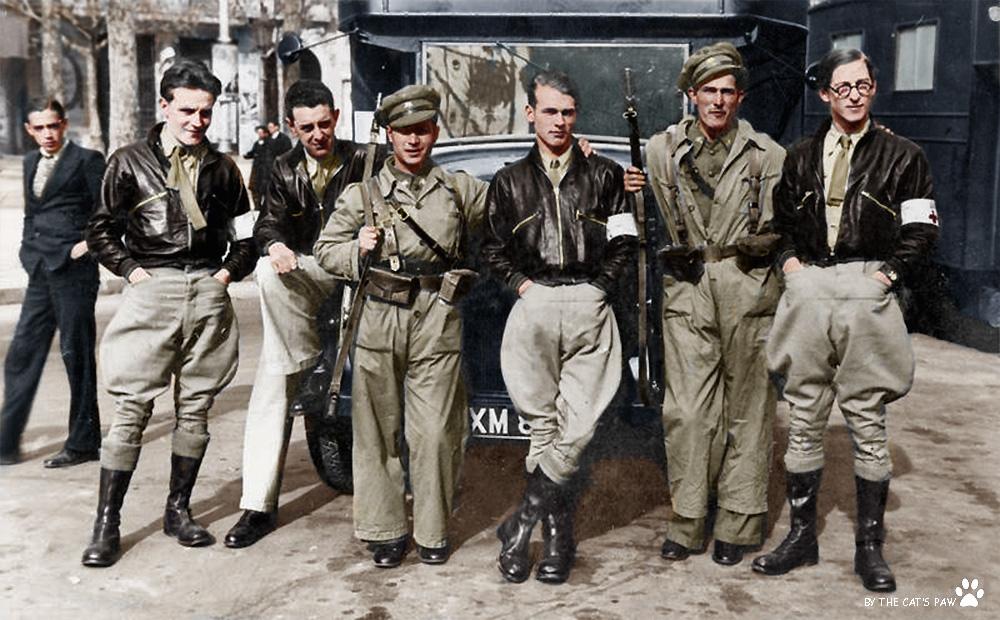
[956,578,984,608]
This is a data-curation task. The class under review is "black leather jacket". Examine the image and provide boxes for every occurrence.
[254,140,388,256]
[86,123,256,280]
[774,118,938,281]
[483,142,634,293]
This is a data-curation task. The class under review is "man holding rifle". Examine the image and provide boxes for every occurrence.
[314,85,486,568]
[625,43,785,566]
[224,80,386,549]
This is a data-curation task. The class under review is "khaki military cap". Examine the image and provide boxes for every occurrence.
[376,84,441,128]
[677,42,748,91]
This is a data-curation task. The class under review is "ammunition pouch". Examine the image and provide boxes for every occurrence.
[438,269,479,305]
[734,233,782,258]
[366,268,418,307]
[657,244,704,283]
[366,267,461,307]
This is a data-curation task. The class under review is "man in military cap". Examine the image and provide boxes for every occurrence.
[625,42,785,566]
[224,80,387,549]
[314,84,487,568]
[483,70,637,585]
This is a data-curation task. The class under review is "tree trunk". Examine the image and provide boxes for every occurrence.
[40,0,65,102]
[107,0,139,152]
[83,42,104,152]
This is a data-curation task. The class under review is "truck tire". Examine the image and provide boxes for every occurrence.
[303,412,354,494]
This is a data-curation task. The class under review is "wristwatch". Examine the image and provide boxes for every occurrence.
[882,266,899,285]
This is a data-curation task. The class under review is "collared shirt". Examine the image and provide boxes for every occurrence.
[160,126,206,188]
[822,119,870,252]
[822,119,870,200]
[32,141,66,198]
[684,122,736,224]
[387,159,432,195]
[301,151,342,198]
[540,148,573,189]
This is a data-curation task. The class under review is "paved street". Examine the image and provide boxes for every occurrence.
[0,287,997,619]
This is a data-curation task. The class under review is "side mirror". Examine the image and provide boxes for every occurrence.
[277,32,305,65]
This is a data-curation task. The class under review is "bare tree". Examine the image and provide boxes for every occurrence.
[39,0,65,102]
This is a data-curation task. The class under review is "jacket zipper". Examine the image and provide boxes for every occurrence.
[555,187,564,268]
[130,191,168,213]
[576,210,607,226]
[512,212,538,234]
[861,191,896,218]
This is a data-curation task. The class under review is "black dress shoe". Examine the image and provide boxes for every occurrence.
[224,510,278,548]
[416,543,450,565]
[712,540,745,566]
[660,538,692,561]
[44,448,100,469]
[0,450,21,466]
[372,537,408,568]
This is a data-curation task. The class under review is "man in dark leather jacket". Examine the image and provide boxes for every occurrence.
[224,80,387,550]
[484,70,637,585]
[82,59,255,568]
[753,49,938,594]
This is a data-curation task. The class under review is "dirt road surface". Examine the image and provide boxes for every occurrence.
[1,290,997,619]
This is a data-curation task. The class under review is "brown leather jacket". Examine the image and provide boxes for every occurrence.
[483,142,635,293]
[774,118,938,281]
[253,140,388,256]
[86,123,256,280]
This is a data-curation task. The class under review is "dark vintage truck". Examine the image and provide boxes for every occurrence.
[293,0,809,492]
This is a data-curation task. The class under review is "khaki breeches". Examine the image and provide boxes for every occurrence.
[767,261,914,482]
[500,282,622,485]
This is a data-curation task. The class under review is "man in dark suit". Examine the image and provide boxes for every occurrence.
[0,97,106,468]
[267,120,293,156]
[244,124,272,208]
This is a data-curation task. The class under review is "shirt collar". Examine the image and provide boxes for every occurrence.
[688,121,736,158]
[825,119,870,151]
[160,125,206,159]
[40,140,66,159]
[539,147,573,171]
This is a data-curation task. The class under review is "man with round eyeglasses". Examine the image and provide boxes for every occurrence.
[753,48,939,593]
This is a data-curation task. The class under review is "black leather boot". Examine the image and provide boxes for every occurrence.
[535,483,576,584]
[81,468,133,567]
[854,476,896,592]
[497,469,558,583]
[752,469,821,576]
[163,454,215,547]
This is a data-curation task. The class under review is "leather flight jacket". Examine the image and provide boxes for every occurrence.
[483,142,634,293]
[254,141,388,256]
[87,123,256,281]
[773,117,938,281]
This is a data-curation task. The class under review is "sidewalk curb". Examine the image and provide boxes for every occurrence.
[0,278,125,306]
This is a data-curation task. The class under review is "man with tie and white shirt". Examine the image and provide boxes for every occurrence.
[0,98,105,468]
[754,48,939,593]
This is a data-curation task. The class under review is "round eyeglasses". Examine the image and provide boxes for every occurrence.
[830,80,874,99]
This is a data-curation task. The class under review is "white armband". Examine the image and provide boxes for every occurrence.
[900,199,939,227]
[606,213,639,240]
[228,210,259,241]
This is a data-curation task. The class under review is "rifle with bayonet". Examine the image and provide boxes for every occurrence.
[623,68,652,407]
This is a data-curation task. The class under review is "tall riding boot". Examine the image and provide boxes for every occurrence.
[752,469,822,575]
[497,469,559,583]
[854,476,896,592]
[162,454,215,547]
[536,482,576,584]
[81,468,134,567]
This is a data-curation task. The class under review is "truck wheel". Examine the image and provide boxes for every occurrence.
[303,413,354,494]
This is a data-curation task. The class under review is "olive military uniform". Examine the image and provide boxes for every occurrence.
[314,157,486,549]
